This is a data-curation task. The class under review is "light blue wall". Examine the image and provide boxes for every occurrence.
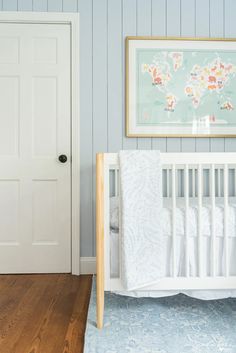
[1,0,236,257]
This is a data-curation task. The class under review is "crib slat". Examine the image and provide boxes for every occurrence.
[211,164,216,277]
[172,164,176,278]
[224,164,229,277]
[192,169,195,197]
[235,168,236,197]
[115,168,118,196]
[218,168,221,197]
[198,164,202,277]
[184,165,189,277]
[118,172,122,278]
[167,169,170,197]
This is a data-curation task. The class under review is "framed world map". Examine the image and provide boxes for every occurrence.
[126,37,236,137]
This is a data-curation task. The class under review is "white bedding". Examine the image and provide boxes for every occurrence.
[110,197,236,299]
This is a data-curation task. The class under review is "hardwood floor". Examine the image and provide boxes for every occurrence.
[0,274,92,353]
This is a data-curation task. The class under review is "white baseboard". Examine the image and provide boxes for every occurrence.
[80,257,96,274]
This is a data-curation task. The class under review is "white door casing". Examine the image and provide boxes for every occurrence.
[0,13,80,274]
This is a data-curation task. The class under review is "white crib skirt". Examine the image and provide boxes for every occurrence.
[109,199,236,299]
[110,230,236,299]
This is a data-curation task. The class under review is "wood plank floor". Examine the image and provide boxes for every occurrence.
[0,274,92,353]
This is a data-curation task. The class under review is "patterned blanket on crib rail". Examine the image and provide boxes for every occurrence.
[119,150,165,290]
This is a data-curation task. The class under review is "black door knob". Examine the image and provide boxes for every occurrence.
[58,154,67,163]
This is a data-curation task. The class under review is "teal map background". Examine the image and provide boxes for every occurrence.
[137,49,236,126]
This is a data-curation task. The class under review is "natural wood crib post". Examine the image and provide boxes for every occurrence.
[96,153,104,329]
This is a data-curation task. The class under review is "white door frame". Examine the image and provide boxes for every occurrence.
[0,12,80,275]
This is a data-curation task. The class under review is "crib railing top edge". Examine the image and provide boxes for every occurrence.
[98,152,236,166]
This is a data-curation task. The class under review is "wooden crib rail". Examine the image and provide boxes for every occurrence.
[96,153,104,329]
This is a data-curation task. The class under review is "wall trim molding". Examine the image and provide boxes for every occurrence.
[80,257,96,274]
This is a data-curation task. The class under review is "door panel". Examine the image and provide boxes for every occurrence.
[32,180,57,245]
[33,37,57,64]
[0,76,19,156]
[0,180,19,244]
[0,37,19,63]
[0,23,71,273]
[32,77,57,157]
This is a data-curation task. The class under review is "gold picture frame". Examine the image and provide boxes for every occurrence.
[126,36,236,137]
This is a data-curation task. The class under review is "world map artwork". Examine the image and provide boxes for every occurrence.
[137,49,236,129]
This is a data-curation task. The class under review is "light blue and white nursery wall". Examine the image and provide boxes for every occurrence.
[1,0,236,257]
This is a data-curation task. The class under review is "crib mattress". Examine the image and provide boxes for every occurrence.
[110,198,236,299]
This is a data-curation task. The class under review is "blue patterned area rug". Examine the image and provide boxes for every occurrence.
[84,279,236,353]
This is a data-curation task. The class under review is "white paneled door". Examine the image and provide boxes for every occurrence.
[0,23,71,273]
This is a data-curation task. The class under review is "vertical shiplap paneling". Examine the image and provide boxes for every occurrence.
[196,0,210,36]
[151,0,166,37]
[209,0,225,152]
[220,0,236,172]
[136,0,152,150]
[181,0,195,36]
[166,0,181,152]
[224,0,236,151]
[33,0,47,11]
[195,138,211,152]
[122,0,138,149]
[224,0,236,38]
[62,0,78,12]
[195,0,210,152]
[78,0,93,256]
[107,0,122,152]
[2,0,17,10]
[209,0,224,37]
[92,0,108,255]
[47,0,62,11]
[18,0,32,10]
[180,0,196,152]
[62,0,77,12]
[151,0,167,152]
[166,0,180,36]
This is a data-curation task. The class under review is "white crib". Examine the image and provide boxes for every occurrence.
[96,152,236,328]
